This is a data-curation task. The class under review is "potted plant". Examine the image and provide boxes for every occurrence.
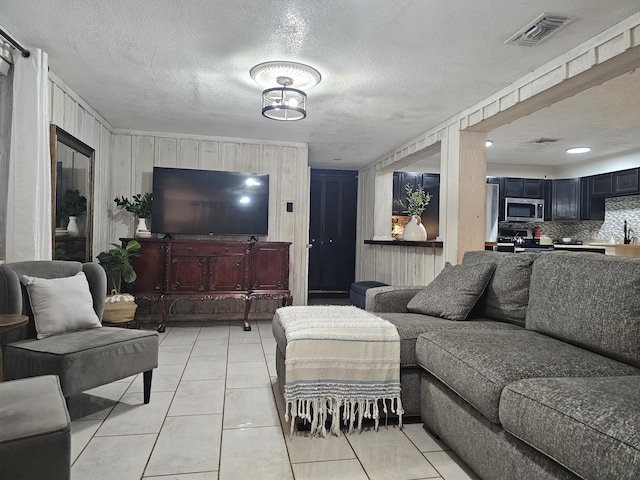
[114,193,153,237]
[400,184,432,241]
[61,189,87,236]
[96,240,141,324]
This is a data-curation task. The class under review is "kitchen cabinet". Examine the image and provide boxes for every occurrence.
[590,173,613,197]
[503,177,545,199]
[123,239,292,332]
[590,169,639,197]
[421,174,440,239]
[392,172,421,215]
[580,177,605,221]
[613,169,639,195]
[579,177,591,221]
[552,178,580,221]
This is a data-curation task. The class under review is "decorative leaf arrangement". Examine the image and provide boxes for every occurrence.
[114,193,153,218]
[96,240,141,293]
[61,189,87,217]
[400,184,432,216]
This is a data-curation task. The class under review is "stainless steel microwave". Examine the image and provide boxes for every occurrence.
[505,197,545,222]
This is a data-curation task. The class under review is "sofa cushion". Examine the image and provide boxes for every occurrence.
[415,329,640,423]
[462,251,536,326]
[500,376,640,480]
[4,327,159,397]
[22,272,101,339]
[526,253,640,368]
[375,312,521,365]
[407,262,496,320]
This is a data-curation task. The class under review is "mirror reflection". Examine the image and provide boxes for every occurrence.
[50,125,94,262]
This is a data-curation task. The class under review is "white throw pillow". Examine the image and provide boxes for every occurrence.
[22,271,101,339]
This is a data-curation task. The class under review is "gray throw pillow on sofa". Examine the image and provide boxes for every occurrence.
[406,262,496,320]
[462,251,536,326]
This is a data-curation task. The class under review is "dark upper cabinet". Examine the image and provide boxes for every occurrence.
[589,169,640,197]
[503,177,545,199]
[544,179,553,221]
[552,178,580,221]
[591,173,613,197]
[579,177,591,221]
[421,174,440,240]
[503,178,523,198]
[613,169,639,195]
[393,172,422,215]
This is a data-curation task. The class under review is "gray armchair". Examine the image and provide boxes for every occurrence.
[0,261,158,403]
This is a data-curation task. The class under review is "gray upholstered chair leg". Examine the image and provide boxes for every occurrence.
[143,370,153,404]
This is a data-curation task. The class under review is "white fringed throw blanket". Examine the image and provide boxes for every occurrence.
[276,305,402,437]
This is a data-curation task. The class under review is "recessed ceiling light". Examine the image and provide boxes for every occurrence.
[486,140,493,147]
[566,146,591,154]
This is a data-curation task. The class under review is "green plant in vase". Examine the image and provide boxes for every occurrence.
[114,193,153,236]
[400,184,432,216]
[400,184,432,241]
[61,189,87,236]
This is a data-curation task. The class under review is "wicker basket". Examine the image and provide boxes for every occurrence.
[102,290,138,324]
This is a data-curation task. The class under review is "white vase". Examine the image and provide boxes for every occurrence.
[67,216,80,237]
[136,217,151,238]
[403,214,427,241]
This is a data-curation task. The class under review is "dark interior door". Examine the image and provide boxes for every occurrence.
[308,169,357,295]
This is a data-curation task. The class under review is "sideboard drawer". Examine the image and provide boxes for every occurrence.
[171,242,246,256]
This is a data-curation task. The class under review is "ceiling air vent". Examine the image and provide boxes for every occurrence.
[506,14,574,47]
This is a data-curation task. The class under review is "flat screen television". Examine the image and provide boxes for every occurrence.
[151,167,269,236]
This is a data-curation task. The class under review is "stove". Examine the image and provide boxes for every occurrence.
[497,229,554,253]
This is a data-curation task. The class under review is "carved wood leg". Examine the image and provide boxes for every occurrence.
[157,296,167,333]
[243,296,252,331]
[143,370,153,404]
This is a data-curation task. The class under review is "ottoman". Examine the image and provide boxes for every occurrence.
[350,281,388,309]
[0,375,70,479]
[273,305,402,436]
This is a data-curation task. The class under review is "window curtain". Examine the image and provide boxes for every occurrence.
[0,64,13,261]
[6,48,51,261]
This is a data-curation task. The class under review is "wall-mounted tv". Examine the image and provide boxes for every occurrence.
[151,167,269,236]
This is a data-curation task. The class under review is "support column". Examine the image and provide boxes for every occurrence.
[440,126,487,264]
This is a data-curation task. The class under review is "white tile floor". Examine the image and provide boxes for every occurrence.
[68,319,480,480]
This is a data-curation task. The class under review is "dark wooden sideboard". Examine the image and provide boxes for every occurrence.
[121,238,292,331]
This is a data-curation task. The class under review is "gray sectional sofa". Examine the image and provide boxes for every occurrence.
[366,250,640,480]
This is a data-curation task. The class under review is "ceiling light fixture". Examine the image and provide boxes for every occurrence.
[486,140,493,147]
[566,146,591,154]
[250,61,321,121]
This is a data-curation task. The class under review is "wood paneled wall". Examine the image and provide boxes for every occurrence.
[356,166,444,286]
[48,72,114,261]
[111,132,310,308]
[48,72,310,311]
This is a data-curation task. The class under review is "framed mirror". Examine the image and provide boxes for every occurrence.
[50,124,95,262]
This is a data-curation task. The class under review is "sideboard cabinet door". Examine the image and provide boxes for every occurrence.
[251,242,290,290]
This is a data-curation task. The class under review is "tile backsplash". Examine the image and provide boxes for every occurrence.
[500,194,640,243]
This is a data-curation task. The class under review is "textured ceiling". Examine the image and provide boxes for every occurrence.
[1,1,639,169]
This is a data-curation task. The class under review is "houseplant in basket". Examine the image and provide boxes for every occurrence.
[400,184,432,241]
[97,240,141,324]
[114,193,153,237]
